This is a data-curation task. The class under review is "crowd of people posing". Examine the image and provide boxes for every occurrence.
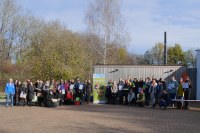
[4,75,191,109]
[105,76,191,109]
[4,78,93,107]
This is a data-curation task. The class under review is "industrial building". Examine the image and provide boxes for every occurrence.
[93,65,196,99]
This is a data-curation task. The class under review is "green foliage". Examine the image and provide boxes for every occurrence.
[183,49,196,67]
[22,22,90,80]
[152,43,164,64]
[168,44,184,65]
[117,47,127,64]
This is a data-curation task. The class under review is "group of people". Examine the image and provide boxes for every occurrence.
[4,78,93,107]
[4,75,191,109]
[105,75,191,109]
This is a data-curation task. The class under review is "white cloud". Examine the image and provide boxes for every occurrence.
[16,0,200,54]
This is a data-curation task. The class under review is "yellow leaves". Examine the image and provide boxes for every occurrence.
[22,24,90,80]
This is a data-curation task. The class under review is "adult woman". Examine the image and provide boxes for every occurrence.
[15,81,22,105]
[150,79,157,108]
[182,78,191,109]
[20,82,28,106]
[105,80,112,104]
[85,80,93,104]
[5,78,15,107]
[128,89,135,104]
[111,81,118,104]
[58,79,66,104]
[143,78,150,106]
[14,80,18,105]
[118,78,124,104]
[123,79,130,105]
[177,78,184,109]
[43,80,50,106]
[27,82,35,106]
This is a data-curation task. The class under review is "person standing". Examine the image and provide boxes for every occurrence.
[150,79,157,108]
[14,80,18,105]
[123,80,130,105]
[85,80,92,104]
[177,78,184,109]
[111,81,118,104]
[118,78,124,104]
[27,82,35,106]
[5,78,15,107]
[15,81,22,106]
[58,79,66,104]
[167,76,178,107]
[143,78,150,106]
[182,78,191,109]
[105,80,112,104]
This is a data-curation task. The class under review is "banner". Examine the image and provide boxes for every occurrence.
[93,74,106,104]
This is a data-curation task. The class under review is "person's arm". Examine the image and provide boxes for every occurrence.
[12,84,15,95]
[30,87,34,94]
[4,83,8,94]
[175,81,179,90]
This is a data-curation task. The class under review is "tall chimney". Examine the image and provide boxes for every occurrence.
[164,31,167,65]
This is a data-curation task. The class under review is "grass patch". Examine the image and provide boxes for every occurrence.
[0,93,6,99]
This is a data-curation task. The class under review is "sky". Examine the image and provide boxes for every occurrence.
[16,0,200,54]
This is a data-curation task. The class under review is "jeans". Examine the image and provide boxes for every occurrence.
[150,93,156,107]
[6,93,14,107]
[169,93,176,106]
[184,89,189,109]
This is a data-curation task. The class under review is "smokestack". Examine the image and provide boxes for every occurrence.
[164,31,167,65]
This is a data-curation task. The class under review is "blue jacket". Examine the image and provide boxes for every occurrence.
[168,80,178,94]
[5,83,15,95]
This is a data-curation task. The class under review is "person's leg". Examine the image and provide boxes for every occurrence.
[152,94,156,108]
[6,94,10,107]
[87,93,90,104]
[11,94,14,107]
[172,93,176,107]
[169,93,174,106]
[28,99,32,106]
[62,94,65,104]
[145,94,148,106]
[184,90,189,109]
[125,92,128,105]
[119,91,123,104]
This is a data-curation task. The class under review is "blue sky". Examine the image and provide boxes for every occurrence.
[16,0,200,54]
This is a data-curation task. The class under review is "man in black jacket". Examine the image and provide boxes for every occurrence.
[86,80,93,104]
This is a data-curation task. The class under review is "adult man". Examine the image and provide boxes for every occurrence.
[5,78,15,107]
[168,76,178,107]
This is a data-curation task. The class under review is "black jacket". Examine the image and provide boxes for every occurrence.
[28,86,34,100]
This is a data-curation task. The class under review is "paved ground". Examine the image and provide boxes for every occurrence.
[0,100,200,133]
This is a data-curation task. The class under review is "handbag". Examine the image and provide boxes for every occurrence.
[32,93,38,102]
[20,92,27,99]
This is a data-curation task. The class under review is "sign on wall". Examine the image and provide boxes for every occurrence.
[93,74,106,104]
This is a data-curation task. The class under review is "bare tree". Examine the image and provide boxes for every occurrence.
[0,0,20,79]
[85,0,129,64]
[0,0,19,58]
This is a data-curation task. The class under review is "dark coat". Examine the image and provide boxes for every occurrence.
[86,83,92,94]
[28,86,34,100]
[20,86,28,94]
[15,85,21,101]
[105,86,112,98]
